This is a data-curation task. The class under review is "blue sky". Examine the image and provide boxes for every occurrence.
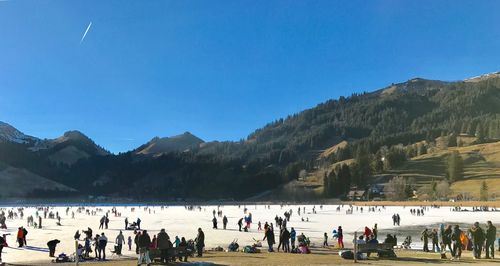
[1,0,499,153]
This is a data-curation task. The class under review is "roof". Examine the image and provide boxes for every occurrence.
[347,190,366,197]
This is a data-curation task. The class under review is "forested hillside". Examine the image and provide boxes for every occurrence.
[1,73,500,200]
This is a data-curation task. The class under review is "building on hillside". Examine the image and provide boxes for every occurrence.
[346,188,367,201]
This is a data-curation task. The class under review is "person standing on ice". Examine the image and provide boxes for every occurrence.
[282,227,291,252]
[337,226,344,249]
[212,216,218,229]
[238,218,243,232]
[290,227,296,249]
[97,232,108,260]
[485,221,496,259]
[0,234,5,263]
[16,227,24,248]
[431,228,440,252]
[127,236,132,251]
[451,225,462,260]
[222,216,228,230]
[137,218,142,230]
[195,228,205,257]
[156,229,170,264]
[277,228,284,252]
[421,228,430,252]
[115,231,125,255]
[469,222,485,259]
[372,224,378,240]
[263,225,275,252]
[137,230,152,265]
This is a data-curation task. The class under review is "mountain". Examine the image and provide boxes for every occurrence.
[1,72,500,200]
[0,161,76,198]
[135,132,204,156]
[0,122,38,144]
[29,130,110,166]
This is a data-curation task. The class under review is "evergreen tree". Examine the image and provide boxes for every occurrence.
[336,164,351,196]
[480,180,489,201]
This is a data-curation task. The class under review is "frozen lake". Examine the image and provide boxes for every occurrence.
[1,204,499,263]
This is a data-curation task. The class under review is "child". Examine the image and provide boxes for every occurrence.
[323,232,328,247]
[127,236,132,251]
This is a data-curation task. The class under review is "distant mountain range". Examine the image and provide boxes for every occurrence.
[1,72,499,201]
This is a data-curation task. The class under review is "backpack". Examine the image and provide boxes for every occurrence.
[228,242,239,252]
[340,250,354,259]
[243,245,256,253]
[55,253,71,263]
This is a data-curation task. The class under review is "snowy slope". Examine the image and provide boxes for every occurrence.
[0,121,38,143]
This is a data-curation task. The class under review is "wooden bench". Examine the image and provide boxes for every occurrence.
[357,243,396,258]
[150,247,192,262]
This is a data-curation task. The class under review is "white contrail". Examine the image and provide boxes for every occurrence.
[80,21,92,44]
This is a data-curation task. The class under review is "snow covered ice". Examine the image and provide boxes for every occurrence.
[1,204,499,263]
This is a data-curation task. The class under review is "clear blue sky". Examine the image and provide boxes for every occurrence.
[1,0,499,153]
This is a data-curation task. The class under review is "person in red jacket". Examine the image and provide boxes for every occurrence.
[364,226,373,241]
[16,227,24,248]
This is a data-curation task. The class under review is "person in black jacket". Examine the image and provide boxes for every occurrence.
[212,217,218,229]
[238,218,243,232]
[195,228,205,257]
[470,222,485,259]
[137,230,151,266]
[22,227,28,246]
[485,221,496,259]
[156,229,170,263]
[282,228,291,253]
[0,234,5,263]
[430,229,439,252]
[97,233,108,261]
[47,239,60,257]
[223,216,228,230]
[263,227,275,252]
[442,225,453,255]
[421,228,430,252]
[451,225,462,260]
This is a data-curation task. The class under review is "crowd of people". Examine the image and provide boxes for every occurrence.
[0,204,499,265]
[420,221,497,260]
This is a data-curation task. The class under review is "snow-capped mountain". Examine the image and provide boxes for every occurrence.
[0,121,38,144]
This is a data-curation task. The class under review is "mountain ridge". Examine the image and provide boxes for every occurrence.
[1,71,500,200]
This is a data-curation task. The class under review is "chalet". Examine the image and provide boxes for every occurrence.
[346,189,367,201]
